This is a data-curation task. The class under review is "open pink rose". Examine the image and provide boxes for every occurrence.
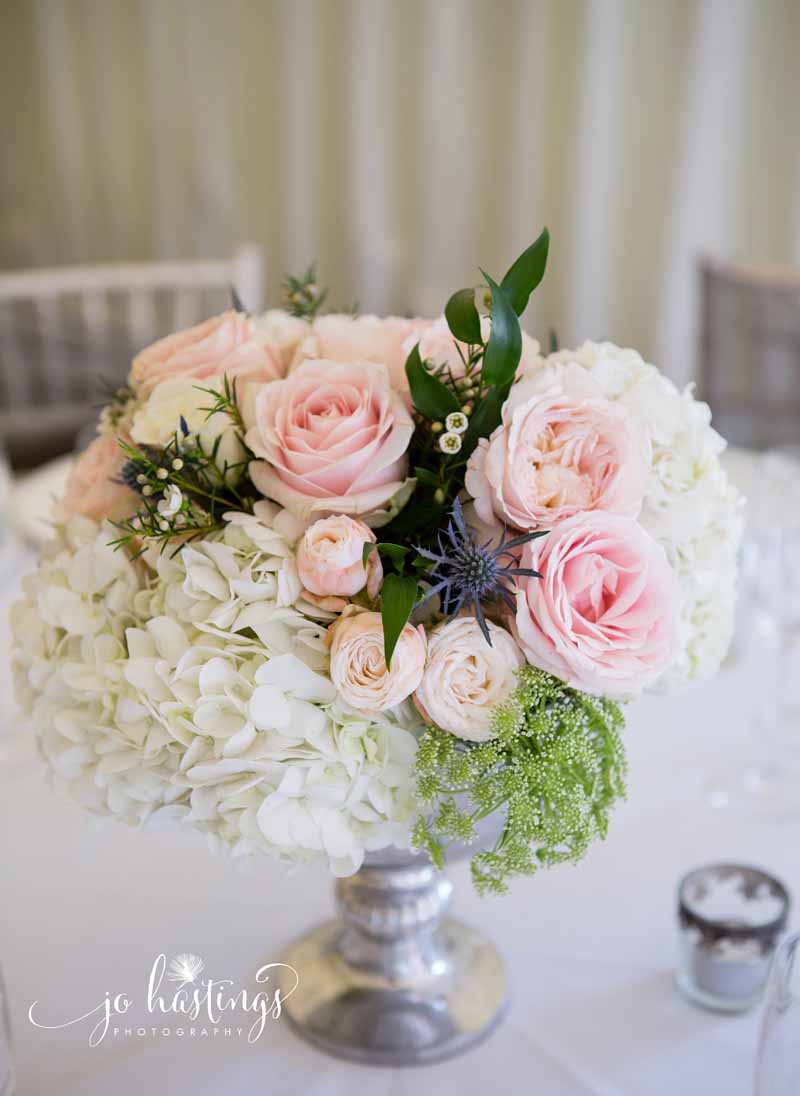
[246,359,414,527]
[514,511,680,697]
[131,310,285,396]
[296,515,383,609]
[466,364,649,532]
[294,314,430,390]
[329,610,427,713]
[56,435,137,523]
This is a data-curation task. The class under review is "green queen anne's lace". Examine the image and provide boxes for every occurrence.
[412,666,627,895]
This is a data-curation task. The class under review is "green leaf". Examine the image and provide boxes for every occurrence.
[548,326,559,353]
[500,227,550,315]
[362,542,376,567]
[480,272,522,390]
[461,386,505,460]
[444,287,482,344]
[380,574,419,668]
[377,542,410,568]
[404,344,460,421]
[413,466,440,487]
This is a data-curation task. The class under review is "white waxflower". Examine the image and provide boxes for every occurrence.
[445,411,469,434]
[157,484,183,518]
[439,431,462,454]
[519,340,744,687]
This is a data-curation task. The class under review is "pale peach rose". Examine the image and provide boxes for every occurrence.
[514,511,680,697]
[293,314,430,389]
[245,359,414,527]
[414,617,524,741]
[131,310,285,396]
[466,362,649,532]
[329,610,427,713]
[296,515,383,610]
[56,435,137,523]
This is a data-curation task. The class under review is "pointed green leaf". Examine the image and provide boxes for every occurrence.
[500,228,549,315]
[380,573,419,668]
[461,386,505,460]
[444,287,482,344]
[404,343,460,420]
[480,272,522,390]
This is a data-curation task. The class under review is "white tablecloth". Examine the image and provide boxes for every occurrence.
[0,496,794,1095]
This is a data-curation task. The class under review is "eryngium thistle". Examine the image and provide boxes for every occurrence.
[415,497,545,644]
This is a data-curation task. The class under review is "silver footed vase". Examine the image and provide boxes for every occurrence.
[279,826,508,1066]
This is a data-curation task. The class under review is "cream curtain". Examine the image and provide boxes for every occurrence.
[2,0,799,384]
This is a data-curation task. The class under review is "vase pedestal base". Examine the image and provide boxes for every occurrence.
[278,862,508,1067]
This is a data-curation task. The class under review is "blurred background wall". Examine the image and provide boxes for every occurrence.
[1,0,799,390]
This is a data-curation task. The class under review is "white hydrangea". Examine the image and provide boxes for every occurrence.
[527,341,743,686]
[11,507,418,874]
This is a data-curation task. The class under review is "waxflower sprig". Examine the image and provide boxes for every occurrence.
[109,422,257,554]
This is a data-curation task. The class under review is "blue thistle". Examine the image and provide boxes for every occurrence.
[415,498,546,644]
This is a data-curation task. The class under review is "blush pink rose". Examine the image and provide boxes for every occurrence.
[131,310,285,396]
[245,359,414,527]
[56,435,137,523]
[466,363,649,532]
[296,515,383,610]
[329,610,427,713]
[294,314,430,389]
[514,511,680,697]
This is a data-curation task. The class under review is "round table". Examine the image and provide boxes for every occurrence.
[0,453,795,1096]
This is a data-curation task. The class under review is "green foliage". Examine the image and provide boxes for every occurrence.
[379,573,420,667]
[413,666,627,895]
[444,287,482,344]
[499,227,550,315]
[479,271,522,390]
[283,265,328,320]
[404,344,461,420]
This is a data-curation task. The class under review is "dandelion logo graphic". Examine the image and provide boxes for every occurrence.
[167,953,205,987]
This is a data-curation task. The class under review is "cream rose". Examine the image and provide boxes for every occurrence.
[253,309,310,370]
[414,617,524,741]
[296,515,383,610]
[130,375,244,474]
[466,362,650,532]
[56,435,137,524]
[245,359,414,527]
[329,610,426,713]
[131,310,285,396]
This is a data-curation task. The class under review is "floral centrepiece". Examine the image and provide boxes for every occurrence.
[11,232,742,891]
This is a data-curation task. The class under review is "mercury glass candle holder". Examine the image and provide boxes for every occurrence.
[677,863,790,1013]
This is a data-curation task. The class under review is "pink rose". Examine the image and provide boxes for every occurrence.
[56,435,137,523]
[293,314,429,390]
[514,511,680,697]
[131,310,285,396]
[466,363,649,531]
[329,610,427,713]
[245,359,414,527]
[296,515,383,610]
